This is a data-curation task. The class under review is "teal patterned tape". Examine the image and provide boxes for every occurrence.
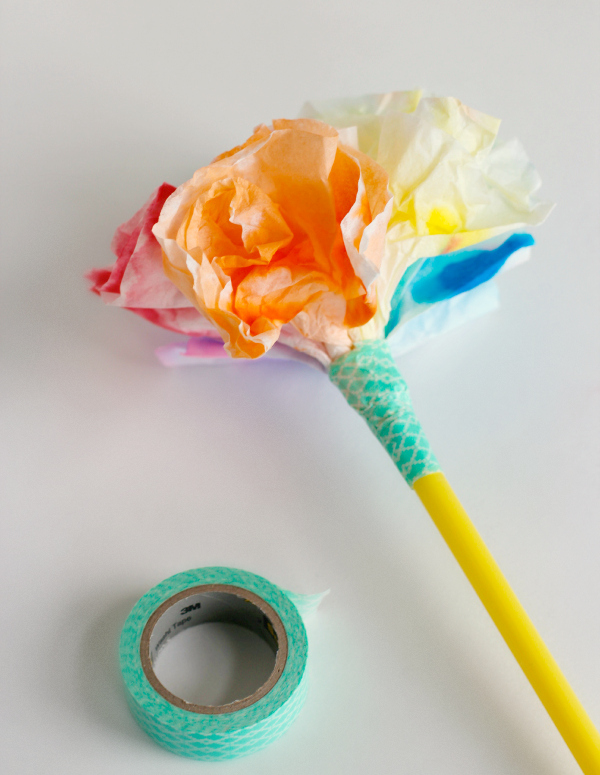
[120,567,310,760]
[329,340,440,487]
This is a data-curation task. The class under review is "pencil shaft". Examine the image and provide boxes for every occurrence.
[414,472,600,774]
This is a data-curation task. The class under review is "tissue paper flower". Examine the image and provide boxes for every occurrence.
[89,94,551,367]
[153,118,392,359]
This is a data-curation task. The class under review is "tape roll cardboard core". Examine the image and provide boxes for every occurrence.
[140,584,288,715]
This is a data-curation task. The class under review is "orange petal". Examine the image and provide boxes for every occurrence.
[229,177,293,262]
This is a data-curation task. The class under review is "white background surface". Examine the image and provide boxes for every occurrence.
[1,1,599,773]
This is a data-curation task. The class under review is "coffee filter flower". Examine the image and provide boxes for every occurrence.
[88,94,552,369]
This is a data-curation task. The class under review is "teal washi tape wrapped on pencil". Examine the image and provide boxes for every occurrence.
[120,567,315,760]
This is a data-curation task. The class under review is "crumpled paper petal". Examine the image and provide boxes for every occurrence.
[302,92,553,340]
[86,183,216,336]
[384,232,534,336]
[153,119,392,359]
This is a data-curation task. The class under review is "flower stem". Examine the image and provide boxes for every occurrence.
[330,340,600,773]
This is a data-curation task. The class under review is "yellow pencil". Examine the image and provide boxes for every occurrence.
[415,472,600,774]
[330,341,600,774]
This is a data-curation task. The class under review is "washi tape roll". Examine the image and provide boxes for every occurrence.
[119,567,309,760]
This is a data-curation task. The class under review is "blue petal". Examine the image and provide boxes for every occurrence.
[384,233,534,338]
